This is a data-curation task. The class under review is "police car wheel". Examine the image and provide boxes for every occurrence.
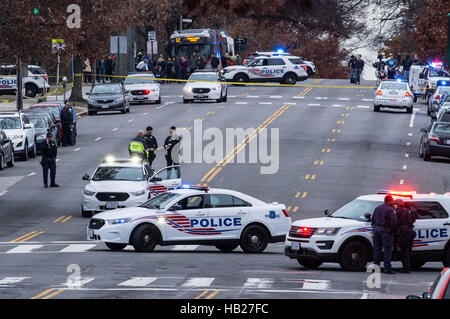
[105,242,127,251]
[406,106,413,114]
[215,243,239,253]
[25,83,38,98]
[282,73,297,85]
[239,224,269,253]
[339,241,369,271]
[233,74,249,85]
[131,224,159,252]
[297,258,322,269]
[373,105,380,112]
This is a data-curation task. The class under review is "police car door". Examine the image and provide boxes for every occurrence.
[165,194,210,241]
[418,68,428,95]
[266,58,287,81]
[148,165,182,196]
[207,194,248,239]
[247,58,268,80]
[409,201,450,253]
[0,67,17,92]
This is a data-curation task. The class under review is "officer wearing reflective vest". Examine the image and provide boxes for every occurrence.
[372,195,397,274]
[128,130,148,160]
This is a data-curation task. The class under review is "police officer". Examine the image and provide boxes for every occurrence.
[128,130,148,160]
[393,199,416,273]
[164,126,181,178]
[60,101,74,146]
[372,195,397,274]
[41,132,58,188]
[144,126,158,168]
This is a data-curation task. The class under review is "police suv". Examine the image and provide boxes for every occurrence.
[0,65,49,97]
[87,185,291,253]
[223,55,308,85]
[285,190,450,271]
[81,157,181,217]
[409,62,450,102]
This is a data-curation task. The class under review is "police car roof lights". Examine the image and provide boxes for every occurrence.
[437,80,450,87]
[377,189,415,198]
[430,61,444,69]
[182,184,210,192]
[104,156,115,163]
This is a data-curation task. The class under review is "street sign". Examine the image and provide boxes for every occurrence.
[182,19,192,23]
[52,39,66,53]
[148,31,156,42]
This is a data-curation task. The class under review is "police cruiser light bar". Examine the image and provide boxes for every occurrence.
[182,184,210,192]
[437,80,450,87]
[377,189,415,198]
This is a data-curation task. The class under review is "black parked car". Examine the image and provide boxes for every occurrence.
[0,128,14,170]
[87,83,130,115]
[419,122,450,161]
[23,109,61,145]
[26,114,59,153]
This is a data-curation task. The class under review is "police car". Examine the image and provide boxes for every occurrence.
[223,54,308,85]
[81,157,181,217]
[285,190,450,271]
[183,71,227,103]
[374,79,414,113]
[87,185,291,253]
[0,65,50,97]
[249,51,316,77]
[124,72,161,104]
[409,62,450,102]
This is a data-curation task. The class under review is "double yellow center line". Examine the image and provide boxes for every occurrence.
[195,289,220,299]
[31,288,65,299]
[10,231,45,243]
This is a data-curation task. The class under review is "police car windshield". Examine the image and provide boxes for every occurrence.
[140,192,181,210]
[188,73,218,82]
[331,199,383,221]
[92,167,144,181]
[380,82,407,90]
[91,84,122,94]
[429,69,450,77]
[0,117,21,129]
[125,76,156,84]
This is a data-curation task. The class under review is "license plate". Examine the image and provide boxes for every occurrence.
[390,99,397,103]
[389,91,398,95]
[446,140,450,145]
[106,201,118,209]
[88,229,94,239]
[136,96,145,100]
[291,242,300,251]
[194,94,206,98]
[101,104,109,109]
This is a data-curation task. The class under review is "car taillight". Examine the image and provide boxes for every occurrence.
[301,65,307,72]
[376,90,382,95]
[434,94,440,100]
[429,135,440,142]
[144,89,150,94]
[405,92,411,97]
[282,209,289,217]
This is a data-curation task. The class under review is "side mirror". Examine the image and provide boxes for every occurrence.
[168,204,182,211]
[406,295,421,299]
[151,177,163,182]
[24,124,32,129]
[82,174,90,181]
[324,209,330,216]
[420,128,428,133]
[364,213,372,222]
[2,138,9,144]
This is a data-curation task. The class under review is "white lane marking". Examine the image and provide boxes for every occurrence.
[332,104,343,107]
[142,112,148,115]
[167,102,176,104]
[302,279,330,290]
[400,179,405,185]
[235,102,248,104]
[247,95,259,98]
[113,128,118,131]
[56,159,61,162]
[357,105,370,109]
[293,96,305,99]
[118,277,158,287]
[0,277,30,285]
[64,277,95,288]
[308,103,321,106]
[171,245,199,251]
[128,119,134,123]
[258,102,272,105]
[403,165,407,170]
[59,244,97,253]
[182,277,215,287]
[269,96,282,98]
[315,97,328,100]
[406,142,411,146]
[0,190,8,197]
[405,153,409,158]
[243,278,274,289]
[74,148,81,152]
[6,245,44,254]
[409,110,417,128]
[361,292,369,299]
[339,98,351,101]
[94,137,102,142]
[228,95,237,98]
[27,172,36,177]
[408,133,413,136]
[156,102,169,110]
[362,98,374,101]
[284,102,296,105]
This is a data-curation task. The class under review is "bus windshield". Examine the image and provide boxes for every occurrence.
[170,43,210,60]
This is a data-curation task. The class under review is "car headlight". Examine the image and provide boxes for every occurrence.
[315,227,340,236]
[210,87,219,91]
[36,133,47,140]
[83,189,96,196]
[13,134,24,140]
[115,97,124,103]
[88,99,97,105]
[108,217,132,225]
[130,189,146,197]
[184,86,192,93]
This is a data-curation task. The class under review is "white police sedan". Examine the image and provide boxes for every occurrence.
[374,79,414,113]
[87,185,291,253]
[285,190,450,271]
[183,71,227,103]
[124,72,161,104]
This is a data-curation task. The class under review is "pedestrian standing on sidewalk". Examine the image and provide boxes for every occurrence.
[41,132,58,188]
[83,58,92,83]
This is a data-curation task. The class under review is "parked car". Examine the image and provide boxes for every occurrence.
[0,112,36,161]
[419,122,450,161]
[26,114,59,153]
[407,268,450,299]
[0,128,14,169]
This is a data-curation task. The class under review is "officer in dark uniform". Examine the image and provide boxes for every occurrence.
[393,199,416,273]
[372,195,397,274]
[41,132,59,188]
[60,101,74,146]
[143,126,158,168]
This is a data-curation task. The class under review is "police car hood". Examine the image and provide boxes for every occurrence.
[94,207,157,220]
[85,180,147,193]
[292,217,365,228]
[225,65,248,71]
[185,81,221,89]
[124,83,159,91]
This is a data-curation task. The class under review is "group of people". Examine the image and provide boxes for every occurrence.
[348,54,365,85]
[40,101,76,188]
[128,126,182,177]
[135,51,243,82]
[83,54,116,84]
[373,53,421,81]
[372,195,417,274]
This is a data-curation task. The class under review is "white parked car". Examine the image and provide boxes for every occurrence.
[374,79,414,113]
[183,71,227,103]
[223,54,308,85]
[0,64,50,97]
[0,112,36,160]
[81,157,181,217]
[285,190,450,271]
[124,72,161,104]
[87,185,291,253]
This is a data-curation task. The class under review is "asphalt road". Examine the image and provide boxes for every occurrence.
[0,78,447,299]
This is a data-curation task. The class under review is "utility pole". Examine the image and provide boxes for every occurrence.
[16,57,23,111]
[56,52,60,101]
[447,13,450,67]
[180,15,183,31]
